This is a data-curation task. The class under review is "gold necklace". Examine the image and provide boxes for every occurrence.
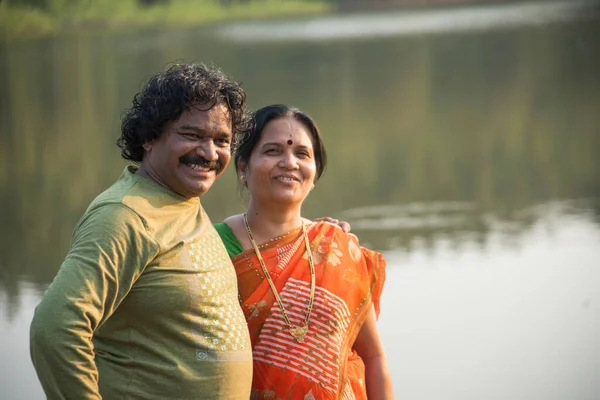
[243,213,316,343]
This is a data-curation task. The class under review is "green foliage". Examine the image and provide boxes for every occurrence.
[1,0,332,38]
[0,4,56,36]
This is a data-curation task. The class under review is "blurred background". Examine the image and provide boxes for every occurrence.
[1,0,599,399]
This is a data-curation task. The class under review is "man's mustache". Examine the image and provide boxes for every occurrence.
[179,153,223,173]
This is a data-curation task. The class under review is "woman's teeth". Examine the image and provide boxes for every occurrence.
[278,177,296,182]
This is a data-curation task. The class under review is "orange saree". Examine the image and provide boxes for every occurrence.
[222,221,386,400]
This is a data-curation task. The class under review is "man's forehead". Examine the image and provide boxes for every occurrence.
[211,102,231,119]
[208,104,233,134]
[179,103,232,127]
[192,101,229,114]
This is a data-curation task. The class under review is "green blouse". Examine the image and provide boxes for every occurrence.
[214,222,244,258]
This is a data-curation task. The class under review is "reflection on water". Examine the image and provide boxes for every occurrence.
[379,205,600,400]
[217,0,597,42]
[0,4,599,399]
[340,199,600,252]
[0,283,44,400]
[1,201,598,400]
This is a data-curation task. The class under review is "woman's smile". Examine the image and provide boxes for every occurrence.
[243,116,317,206]
[274,174,301,183]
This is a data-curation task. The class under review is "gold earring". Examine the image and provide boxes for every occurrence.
[240,175,246,182]
[311,184,315,190]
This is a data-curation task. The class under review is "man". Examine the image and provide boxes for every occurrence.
[30,63,253,399]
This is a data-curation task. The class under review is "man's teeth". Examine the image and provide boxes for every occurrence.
[186,163,210,172]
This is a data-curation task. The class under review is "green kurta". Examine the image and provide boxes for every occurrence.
[30,166,252,399]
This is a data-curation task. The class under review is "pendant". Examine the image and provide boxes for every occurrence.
[289,325,309,343]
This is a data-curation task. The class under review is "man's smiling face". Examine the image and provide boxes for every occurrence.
[140,103,233,198]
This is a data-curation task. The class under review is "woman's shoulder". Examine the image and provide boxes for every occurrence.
[213,221,232,236]
[311,219,384,257]
[215,215,246,236]
[222,214,243,227]
[310,219,361,248]
[214,215,246,258]
[310,219,353,237]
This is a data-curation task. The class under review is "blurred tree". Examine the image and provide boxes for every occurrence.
[5,0,48,8]
[218,0,250,5]
[4,0,83,11]
[138,0,170,5]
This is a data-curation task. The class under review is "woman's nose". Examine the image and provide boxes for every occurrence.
[279,152,299,169]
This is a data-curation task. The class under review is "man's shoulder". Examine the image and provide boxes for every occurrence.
[88,167,139,208]
[77,168,149,230]
[87,166,175,217]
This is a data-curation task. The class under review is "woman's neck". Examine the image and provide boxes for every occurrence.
[244,201,303,243]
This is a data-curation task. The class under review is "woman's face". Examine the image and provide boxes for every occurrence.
[242,116,317,207]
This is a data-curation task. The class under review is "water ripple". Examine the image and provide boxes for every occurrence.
[217,0,597,42]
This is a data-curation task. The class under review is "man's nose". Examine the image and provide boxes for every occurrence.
[196,140,218,161]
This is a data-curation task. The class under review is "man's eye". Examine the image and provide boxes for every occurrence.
[182,133,198,140]
[216,138,231,147]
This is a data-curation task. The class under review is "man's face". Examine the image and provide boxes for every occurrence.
[140,103,233,198]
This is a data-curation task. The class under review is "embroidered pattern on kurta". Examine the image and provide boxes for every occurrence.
[187,229,251,360]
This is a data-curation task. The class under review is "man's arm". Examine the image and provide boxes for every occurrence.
[313,217,351,233]
[30,204,157,399]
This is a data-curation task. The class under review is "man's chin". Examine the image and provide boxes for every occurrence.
[190,181,216,197]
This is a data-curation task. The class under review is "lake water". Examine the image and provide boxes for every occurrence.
[1,1,599,399]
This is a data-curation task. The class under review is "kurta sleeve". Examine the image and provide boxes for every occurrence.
[29,204,159,399]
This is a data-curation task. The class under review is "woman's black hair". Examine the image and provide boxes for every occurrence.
[234,104,327,180]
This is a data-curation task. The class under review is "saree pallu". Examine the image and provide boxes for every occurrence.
[232,221,386,400]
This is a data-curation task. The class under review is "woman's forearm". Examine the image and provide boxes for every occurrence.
[364,354,394,400]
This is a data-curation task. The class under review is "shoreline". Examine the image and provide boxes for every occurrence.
[0,0,573,40]
[0,0,331,40]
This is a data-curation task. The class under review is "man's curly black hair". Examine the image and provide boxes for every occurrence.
[117,63,250,162]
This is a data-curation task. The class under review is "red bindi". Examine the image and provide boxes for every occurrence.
[287,139,293,145]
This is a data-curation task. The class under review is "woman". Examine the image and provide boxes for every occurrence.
[214,105,393,400]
